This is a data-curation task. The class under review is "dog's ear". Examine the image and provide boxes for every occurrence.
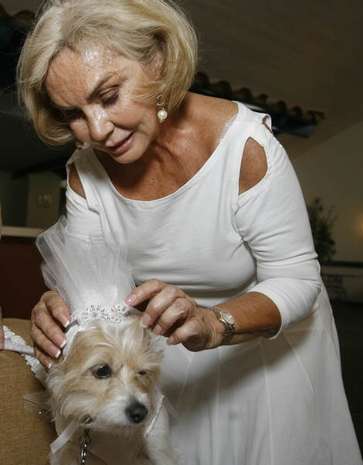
[138,319,154,344]
[145,329,164,360]
[46,360,67,408]
[132,318,163,356]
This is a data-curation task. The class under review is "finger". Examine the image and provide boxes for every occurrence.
[142,286,187,328]
[32,301,67,349]
[31,321,65,357]
[153,298,191,335]
[167,319,207,351]
[34,346,55,370]
[125,280,167,307]
[42,292,70,328]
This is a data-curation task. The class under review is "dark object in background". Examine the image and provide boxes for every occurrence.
[307,197,337,263]
[0,6,34,90]
[190,76,325,137]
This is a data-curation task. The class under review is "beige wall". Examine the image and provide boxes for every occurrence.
[2,0,41,14]
[26,172,61,229]
[0,171,62,229]
[0,171,28,226]
[291,121,363,262]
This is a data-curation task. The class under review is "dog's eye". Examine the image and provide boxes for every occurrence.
[92,364,112,379]
[138,370,147,376]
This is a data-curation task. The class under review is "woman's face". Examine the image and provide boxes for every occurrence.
[45,45,161,164]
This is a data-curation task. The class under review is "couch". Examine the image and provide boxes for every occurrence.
[0,318,56,465]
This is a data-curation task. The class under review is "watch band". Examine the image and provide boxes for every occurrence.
[210,306,236,340]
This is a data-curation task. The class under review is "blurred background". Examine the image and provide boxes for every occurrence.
[0,0,362,449]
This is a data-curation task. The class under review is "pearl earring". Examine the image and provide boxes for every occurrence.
[156,96,168,123]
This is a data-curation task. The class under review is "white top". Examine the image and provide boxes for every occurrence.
[66,102,362,465]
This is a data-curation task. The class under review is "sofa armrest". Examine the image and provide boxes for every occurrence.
[0,318,56,465]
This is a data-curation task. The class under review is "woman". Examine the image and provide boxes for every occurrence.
[18,1,362,464]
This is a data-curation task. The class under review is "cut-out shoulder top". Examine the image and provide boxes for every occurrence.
[66,102,321,336]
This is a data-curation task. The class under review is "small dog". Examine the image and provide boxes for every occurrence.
[47,317,178,465]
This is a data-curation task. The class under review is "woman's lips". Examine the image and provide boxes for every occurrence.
[107,132,134,155]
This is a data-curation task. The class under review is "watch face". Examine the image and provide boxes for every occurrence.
[222,312,235,325]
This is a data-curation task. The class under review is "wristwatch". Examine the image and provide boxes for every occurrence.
[210,306,236,340]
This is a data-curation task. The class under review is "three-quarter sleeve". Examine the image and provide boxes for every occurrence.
[234,123,322,337]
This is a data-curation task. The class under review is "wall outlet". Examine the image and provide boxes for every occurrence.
[36,193,53,208]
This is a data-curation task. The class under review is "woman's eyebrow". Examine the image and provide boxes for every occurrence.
[87,72,118,102]
[49,73,119,111]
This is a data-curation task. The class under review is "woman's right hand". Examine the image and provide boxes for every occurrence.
[31,290,70,368]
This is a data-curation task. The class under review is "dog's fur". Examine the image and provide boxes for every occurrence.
[47,318,177,465]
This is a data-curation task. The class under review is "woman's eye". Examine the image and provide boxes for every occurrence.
[61,109,83,122]
[101,92,119,106]
[92,364,113,379]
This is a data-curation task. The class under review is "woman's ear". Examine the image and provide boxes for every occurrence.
[148,50,163,79]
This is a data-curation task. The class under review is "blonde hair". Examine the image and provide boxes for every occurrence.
[17,0,198,145]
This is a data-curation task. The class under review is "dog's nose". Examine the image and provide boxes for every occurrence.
[125,402,148,424]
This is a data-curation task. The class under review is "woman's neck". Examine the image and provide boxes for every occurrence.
[96,93,237,201]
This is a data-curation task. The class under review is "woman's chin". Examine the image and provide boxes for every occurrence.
[95,130,156,166]
[108,145,144,165]
[95,139,140,165]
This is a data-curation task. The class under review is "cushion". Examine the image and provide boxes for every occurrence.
[0,319,56,465]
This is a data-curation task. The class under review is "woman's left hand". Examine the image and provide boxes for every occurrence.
[126,280,224,351]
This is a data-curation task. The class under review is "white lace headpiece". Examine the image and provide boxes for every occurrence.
[36,217,139,354]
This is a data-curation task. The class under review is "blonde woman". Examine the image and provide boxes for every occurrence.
[18,1,362,464]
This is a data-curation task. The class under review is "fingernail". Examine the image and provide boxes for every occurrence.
[55,349,61,359]
[63,319,70,329]
[47,361,53,370]
[125,295,136,305]
[141,314,152,328]
[154,325,162,335]
[56,337,66,348]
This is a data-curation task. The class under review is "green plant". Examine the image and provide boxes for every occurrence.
[307,197,336,263]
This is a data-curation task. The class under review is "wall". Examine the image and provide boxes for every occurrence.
[0,237,47,318]
[0,171,28,226]
[2,0,41,14]
[26,172,62,229]
[0,170,62,229]
[292,120,363,262]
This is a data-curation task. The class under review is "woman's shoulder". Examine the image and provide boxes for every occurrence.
[186,94,266,149]
[188,95,270,191]
[68,163,86,198]
[194,93,237,116]
[182,93,241,157]
[67,148,99,199]
[188,93,239,132]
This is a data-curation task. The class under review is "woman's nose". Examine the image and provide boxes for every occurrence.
[86,107,114,142]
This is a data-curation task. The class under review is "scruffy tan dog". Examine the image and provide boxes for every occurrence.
[48,318,177,465]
